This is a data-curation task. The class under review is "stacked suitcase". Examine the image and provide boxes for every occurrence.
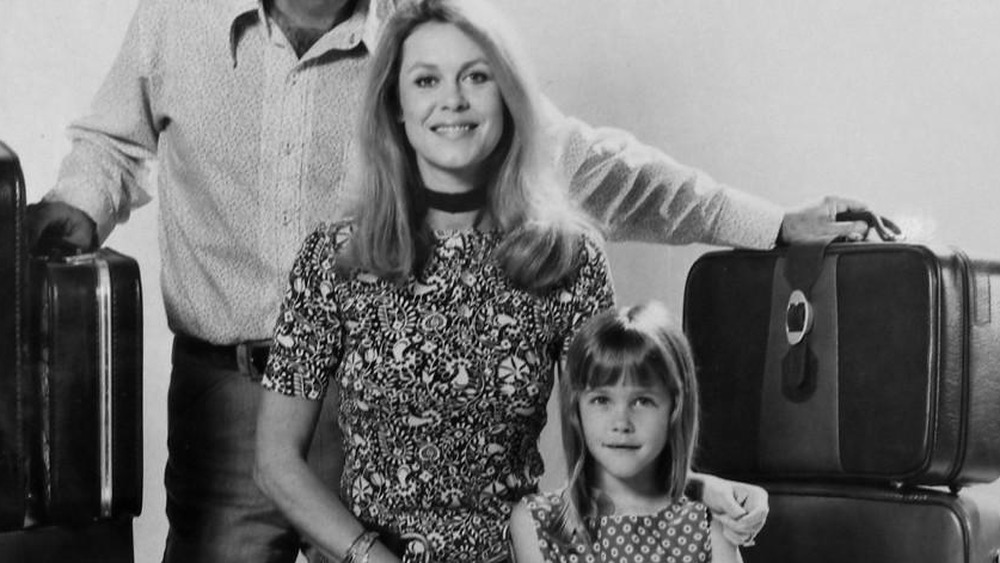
[1,140,30,532]
[0,142,142,562]
[684,236,1000,562]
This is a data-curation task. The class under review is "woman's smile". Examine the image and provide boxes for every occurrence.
[429,121,480,139]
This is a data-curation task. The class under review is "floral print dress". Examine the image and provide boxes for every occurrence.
[262,222,615,562]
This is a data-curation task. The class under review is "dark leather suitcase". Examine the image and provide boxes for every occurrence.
[1,141,31,530]
[745,483,1000,563]
[684,243,1000,487]
[0,517,134,563]
[31,249,143,523]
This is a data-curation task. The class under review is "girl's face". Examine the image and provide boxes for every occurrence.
[397,22,505,192]
[579,382,673,494]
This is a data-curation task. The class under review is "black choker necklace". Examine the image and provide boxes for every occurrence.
[422,185,487,213]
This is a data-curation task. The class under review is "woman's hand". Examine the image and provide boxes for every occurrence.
[780,196,870,244]
[692,473,769,547]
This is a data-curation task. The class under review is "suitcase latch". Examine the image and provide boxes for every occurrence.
[785,289,814,346]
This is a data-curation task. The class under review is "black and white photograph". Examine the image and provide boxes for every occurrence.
[3,0,1000,561]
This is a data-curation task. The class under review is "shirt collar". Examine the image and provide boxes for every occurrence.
[225,0,260,64]
[226,0,386,65]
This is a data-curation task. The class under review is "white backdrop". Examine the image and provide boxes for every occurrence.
[3,1,1000,561]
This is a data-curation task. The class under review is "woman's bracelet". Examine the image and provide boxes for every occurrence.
[343,530,379,563]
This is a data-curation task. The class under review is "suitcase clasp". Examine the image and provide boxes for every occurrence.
[785,289,814,346]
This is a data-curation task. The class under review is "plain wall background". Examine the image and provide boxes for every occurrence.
[3,1,1000,561]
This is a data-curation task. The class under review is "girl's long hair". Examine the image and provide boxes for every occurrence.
[344,0,594,291]
[555,301,700,544]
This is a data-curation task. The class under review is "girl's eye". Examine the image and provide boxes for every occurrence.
[634,397,657,408]
[414,76,438,88]
[588,395,610,406]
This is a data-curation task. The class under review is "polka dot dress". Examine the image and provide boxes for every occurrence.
[524,492,712,562]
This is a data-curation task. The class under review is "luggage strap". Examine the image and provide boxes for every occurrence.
[760,239,844,472]
[781,241,830,401]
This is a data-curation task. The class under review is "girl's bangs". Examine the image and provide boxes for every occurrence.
[580,349,679,393]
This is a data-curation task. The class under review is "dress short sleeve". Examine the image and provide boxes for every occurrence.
[261,223,350,400]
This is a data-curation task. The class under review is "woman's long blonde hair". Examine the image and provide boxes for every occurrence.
[345,0,595,291]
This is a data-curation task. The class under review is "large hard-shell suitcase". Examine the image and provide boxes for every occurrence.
[1,142,31,529]
[683,243,1000,486]
[30,249,143,523]
[0,516,134,563]
[745,483,1000,563]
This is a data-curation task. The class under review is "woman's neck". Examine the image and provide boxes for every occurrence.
[418,160,487,196]
[420,168,489,232]
[425,208,489,233]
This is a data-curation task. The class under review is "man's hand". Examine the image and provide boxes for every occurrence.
[26,201,98,255]
[695,473,769,547]
[780,196,870,244]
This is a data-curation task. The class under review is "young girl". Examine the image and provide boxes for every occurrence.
[509,301,744,563]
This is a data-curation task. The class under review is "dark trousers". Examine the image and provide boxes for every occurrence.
[162,338,342,563]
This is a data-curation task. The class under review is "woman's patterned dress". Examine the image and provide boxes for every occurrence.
[262,222,615,562]
[523,491,713,563]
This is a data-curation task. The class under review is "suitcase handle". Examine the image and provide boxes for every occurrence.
[835,210,903,241]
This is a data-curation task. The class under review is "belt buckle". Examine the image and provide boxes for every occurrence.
[235,340,270,381]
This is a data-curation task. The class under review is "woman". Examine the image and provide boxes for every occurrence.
[255,1,760,561]
[257,1,612,560]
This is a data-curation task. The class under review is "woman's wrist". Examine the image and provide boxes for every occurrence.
[343,530,379,563]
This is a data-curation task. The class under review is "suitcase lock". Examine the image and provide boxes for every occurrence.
[785,289,814,346]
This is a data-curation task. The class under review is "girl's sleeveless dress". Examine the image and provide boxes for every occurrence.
[522,491,713,563]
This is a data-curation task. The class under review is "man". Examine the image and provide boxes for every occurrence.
[28,0,868,561]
